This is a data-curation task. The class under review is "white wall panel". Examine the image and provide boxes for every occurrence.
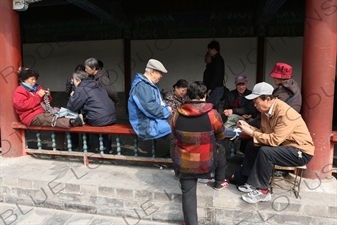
[22,37,303,92]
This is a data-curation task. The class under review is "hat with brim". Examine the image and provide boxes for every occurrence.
[146,59,168,73]
[245,82,274,100]
[235,74,248,84]
[270,62,292,79]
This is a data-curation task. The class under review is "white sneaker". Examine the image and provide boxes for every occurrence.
[238,183,255,193]
[242,189,272,203]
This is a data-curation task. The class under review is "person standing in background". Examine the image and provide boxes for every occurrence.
[204,40,225,112]
[84,58,119,153]
[84,58,120,104]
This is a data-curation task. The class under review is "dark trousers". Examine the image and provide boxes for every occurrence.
[91,134,111,154]
[179,145,226,225]
[207,86,224,112]
[71,133,79,149]
[163,133,175,161]
[31,113,70,128]
[242,141,313,190]
[31,113,70,149]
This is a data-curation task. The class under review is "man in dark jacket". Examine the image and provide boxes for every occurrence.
[204,40,225,112]
[67,71,117,154]
[223,74,256,128]
[84,58,120,104]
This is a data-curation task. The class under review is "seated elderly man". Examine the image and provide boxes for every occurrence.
[237,82,314,203]
[223,74,256,157]
[128,59,174,158]
[67,71,117,154]
[223,74,256,128]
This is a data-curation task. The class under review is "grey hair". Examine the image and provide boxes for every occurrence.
[73,71,88,81]
[145,68,152,73]
[84,58,99,70]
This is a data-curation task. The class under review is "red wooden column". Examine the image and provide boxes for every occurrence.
[301,0,337,179]
[0,0,25,157]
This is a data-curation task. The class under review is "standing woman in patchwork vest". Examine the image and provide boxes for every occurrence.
[171,81,228,225]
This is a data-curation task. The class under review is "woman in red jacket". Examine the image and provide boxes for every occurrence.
[12,67,83,128]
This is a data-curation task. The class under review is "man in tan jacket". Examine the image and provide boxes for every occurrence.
[236,82,314,203]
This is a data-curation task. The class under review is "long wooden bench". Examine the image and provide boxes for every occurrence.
[12,122,172,165]
[11,122,337,171]
[11,122,252,164]
[12,122,136,135]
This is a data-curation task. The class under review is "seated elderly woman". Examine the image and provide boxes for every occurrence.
[12,67,83,150]
[67,71,117,154]
[164,79,189,117]
[13,67,84,128]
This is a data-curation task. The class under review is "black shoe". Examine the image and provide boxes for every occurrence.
[70,114,84,127]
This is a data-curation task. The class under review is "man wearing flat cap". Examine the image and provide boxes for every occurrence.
[128,59,174,157]
[236,82,314,204]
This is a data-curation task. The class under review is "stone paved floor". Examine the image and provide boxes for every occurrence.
[1,155,336,225]
[0,202,180,225]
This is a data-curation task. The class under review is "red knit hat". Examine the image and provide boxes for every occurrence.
[270,62,292,79]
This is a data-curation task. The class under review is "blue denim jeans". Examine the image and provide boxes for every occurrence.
[224,127,242,139]
[207,86,224,112]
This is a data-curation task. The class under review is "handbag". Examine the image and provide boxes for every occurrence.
[55,107,79,119]
[51,107,79,126]
[41,95,78,127]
